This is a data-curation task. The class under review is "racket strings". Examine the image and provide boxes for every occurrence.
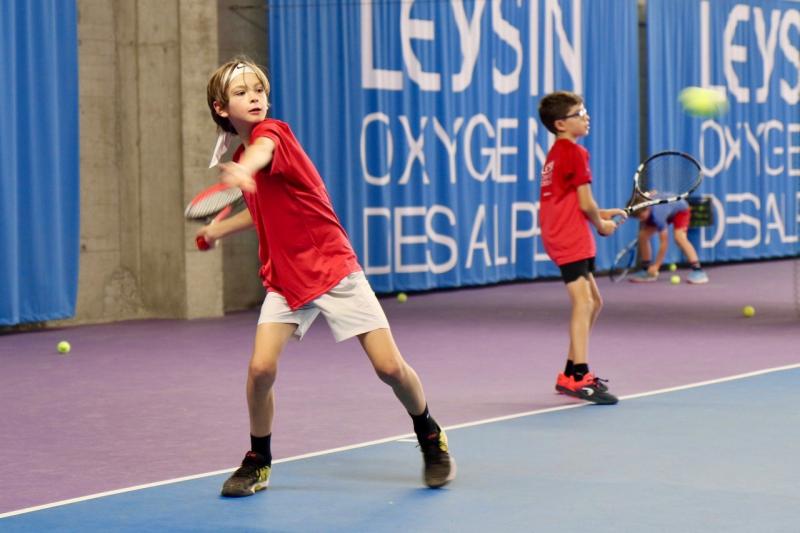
[185,188,243,219]
[638,155,701,199]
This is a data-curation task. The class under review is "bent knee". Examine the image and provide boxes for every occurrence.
[593,294,604,311]
[374,359,406,385]
[249,360,278,385]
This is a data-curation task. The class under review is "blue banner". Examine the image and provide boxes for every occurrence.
[0,1,79,325]
[269,0,639,292]
[648,0,800,263]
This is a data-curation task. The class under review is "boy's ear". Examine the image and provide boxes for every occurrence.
[213,101,228,118]
[552,118,567,133]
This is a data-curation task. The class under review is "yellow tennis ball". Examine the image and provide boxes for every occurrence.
[679,86,728,117]
[397,292,408,303]
[57,341,71,354]
[669,263,677,272]
[742,305,755,318]
[670,275,681,285]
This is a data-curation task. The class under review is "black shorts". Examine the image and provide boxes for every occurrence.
[559,257,595,284]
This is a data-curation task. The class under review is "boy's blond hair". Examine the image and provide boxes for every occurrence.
[207,56,270,134]
[538,91,583,135]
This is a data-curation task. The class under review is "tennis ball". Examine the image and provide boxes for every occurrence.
[742,305,755,318]
[669,263,677,272]
[397,292,408,303]
[670,275,681,285]
[57,341,71,354]
[678,86,728,117]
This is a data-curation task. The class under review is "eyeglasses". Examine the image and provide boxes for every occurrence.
[560,107,588,120]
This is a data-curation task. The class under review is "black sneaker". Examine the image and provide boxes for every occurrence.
[221,451,271,497]
[420,429,456,488]
[562,373,618,405]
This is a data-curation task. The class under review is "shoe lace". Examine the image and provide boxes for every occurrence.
[419,438,446,463]
[233,453,266,477]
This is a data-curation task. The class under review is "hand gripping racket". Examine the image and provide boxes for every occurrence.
[184,183,243,250]
[619,151,703,217]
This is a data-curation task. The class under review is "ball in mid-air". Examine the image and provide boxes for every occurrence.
[670,275,681,285]
[679,86,728,117]
[57,341,71,354]
[742,305,755,318]
[669,263,677,272]
[397,292,408,303]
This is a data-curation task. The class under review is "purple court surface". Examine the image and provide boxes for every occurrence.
[1,259,798,516]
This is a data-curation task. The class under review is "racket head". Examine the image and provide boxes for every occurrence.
[185,183,243,221]
[627,151,702,212]
[609,238,638,282]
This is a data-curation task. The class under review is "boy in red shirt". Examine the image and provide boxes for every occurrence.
[198,57,455,496]
[538,91,627,405]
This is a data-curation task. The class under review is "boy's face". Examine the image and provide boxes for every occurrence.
[215,72,268,131]
[554,103,590,140]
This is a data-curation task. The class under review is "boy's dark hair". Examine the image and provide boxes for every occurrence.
[538,91,584,134]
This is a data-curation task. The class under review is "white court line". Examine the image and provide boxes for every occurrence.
[2,362,799,520]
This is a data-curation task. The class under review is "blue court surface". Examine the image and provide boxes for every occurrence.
[3,366,798,532]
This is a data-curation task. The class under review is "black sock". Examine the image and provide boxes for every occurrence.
[564,360,574,377]
[573,364,590,381]
[410,405,440,442]
[250,434,272,465]
[691,262,702,270]
[640,260,651,271]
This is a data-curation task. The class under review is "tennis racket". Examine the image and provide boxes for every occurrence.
[184,183,244,250]
[609,238,638,282]
[619,151,703,217]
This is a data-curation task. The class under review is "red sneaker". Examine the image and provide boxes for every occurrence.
[561,373,618,405]
[555,372,571,393]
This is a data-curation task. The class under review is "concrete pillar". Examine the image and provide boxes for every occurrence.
[74,0,226,322]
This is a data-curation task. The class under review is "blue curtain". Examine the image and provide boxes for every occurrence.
[648,0,800,263]
[0,1,79,325]
[267,0,639,292]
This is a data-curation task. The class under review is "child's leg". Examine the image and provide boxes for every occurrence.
[221,320,297,498]
[314,271,454,487]
[560,274,617,404]
[247,322,298,437]
[358,327,455,487]
[565,277,596,365]
[673,228,699,264]
[586,273,604,330]
[637,225,657,265]
[357,328,426,415]
[674,227,709,283]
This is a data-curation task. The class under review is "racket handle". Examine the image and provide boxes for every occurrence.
[196,235,211,251]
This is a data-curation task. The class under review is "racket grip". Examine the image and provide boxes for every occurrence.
[196,235,211,251]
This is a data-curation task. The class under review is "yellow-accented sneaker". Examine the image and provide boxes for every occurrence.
[221,451,271,497]
[420,429,456,488]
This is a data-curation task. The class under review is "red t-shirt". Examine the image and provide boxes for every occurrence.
[236,119,360,309]
[539,139,596,266]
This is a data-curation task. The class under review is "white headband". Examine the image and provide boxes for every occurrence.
[208,63,259,168]
[223,63,257,88]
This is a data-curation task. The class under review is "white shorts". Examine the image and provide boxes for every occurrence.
[257,271,390,342]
